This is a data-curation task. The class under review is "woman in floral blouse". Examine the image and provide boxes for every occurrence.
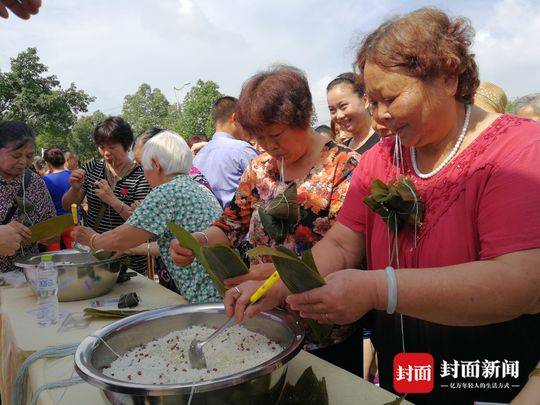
[170,65,363,375]
[0,121,55,272]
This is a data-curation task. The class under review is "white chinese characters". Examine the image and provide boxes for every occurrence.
[440,360,519,379]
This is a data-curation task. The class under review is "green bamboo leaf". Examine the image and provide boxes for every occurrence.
[249,246,331,341]
[383,394,407,404]
[248,245,297,260]
[167,222,248,296]
[202,245,249,295]
[370,179,389,200]
[301,250,317,273]
[267,183,299,222]
[277,366,328,405]
[166,221,203,258]
[258,207,286,243]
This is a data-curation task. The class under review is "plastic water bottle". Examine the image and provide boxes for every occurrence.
[36,254,59,327]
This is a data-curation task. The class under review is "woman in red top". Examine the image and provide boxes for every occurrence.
[226,8,540,405]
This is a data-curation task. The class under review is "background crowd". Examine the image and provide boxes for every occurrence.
[1,5,540,405]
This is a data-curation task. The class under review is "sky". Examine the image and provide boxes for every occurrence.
[1,0,539,126]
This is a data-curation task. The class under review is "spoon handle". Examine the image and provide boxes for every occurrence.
[200,315,238,348]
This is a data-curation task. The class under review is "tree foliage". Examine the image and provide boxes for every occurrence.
[0,48,95,149]
[122,83,170,135]
[66,110,105,163]
[174,80,222,139]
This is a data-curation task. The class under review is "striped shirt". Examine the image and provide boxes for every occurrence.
[81,159,151,274]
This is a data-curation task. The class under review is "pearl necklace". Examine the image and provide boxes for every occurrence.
[411,104,471,179]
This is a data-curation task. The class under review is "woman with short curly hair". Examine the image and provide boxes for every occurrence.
[170,65,362,375]
[226,8,540,404]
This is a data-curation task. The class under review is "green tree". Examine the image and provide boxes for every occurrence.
[175,80,222,139]
[66,110,106,163]
[0,47,95,149]
[122,83,170,135]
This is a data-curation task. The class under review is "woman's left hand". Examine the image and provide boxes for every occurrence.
[285,269,384,325]
[71,226,97,247]
[94,180,115,204]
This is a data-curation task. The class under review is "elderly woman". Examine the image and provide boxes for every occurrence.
[226,9,540,405]
[62,116,151,274]
[0,121,54,271]
[129,127,215,294]
[72,130,222,303]
[170,65,362,375]
[327,72,379,154]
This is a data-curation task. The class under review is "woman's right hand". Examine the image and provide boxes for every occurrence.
[69,169,86,191]
[169,238,196,267]
[224,280,289,323]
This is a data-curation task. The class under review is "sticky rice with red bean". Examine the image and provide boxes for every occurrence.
[102,325,283,384]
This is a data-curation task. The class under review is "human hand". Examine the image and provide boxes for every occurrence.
[8,220,31,240]
[71,226,97,248]
[0,224,25,256]
[168,233,205,267]
[93,180,115,204]
[224,262,276,288]
[224,280,289,323]
[130,200,144,210]
[69,169,86,191]
[0,0,41,19]
[285,269,384,325]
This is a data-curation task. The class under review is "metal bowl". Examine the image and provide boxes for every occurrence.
[15,249,125,302]
[75,303,305,405]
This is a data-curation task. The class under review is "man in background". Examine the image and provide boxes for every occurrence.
[193,96,258,208]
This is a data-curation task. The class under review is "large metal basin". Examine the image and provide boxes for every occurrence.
[75,303,305,404]
[15,249,124,302]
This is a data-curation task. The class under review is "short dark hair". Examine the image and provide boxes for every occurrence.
[211,96,238,124]
[236,65,312,135]
[93,116,134,151]
[326,72,365,97]
[0,121,35,150]
[44,148,66,168]
[135,127,164,147]
[187,134,209,148]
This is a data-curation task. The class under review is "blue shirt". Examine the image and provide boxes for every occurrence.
[43,169,71,215]
[193,132,258,208]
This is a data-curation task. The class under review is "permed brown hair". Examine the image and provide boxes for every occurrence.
[354,8,480,103]
[236,65,312,135]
